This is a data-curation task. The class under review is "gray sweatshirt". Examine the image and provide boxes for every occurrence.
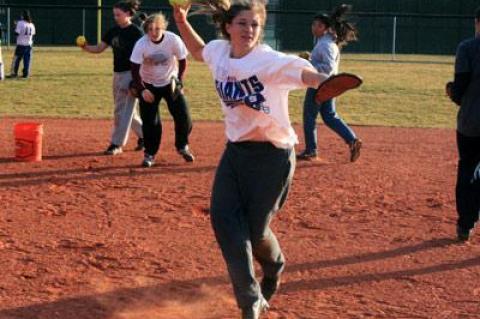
[454,36,480,137]
[310,33,339,76]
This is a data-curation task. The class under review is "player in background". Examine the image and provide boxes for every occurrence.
[126,0,148,28]
[9,10,35,79]
[297,5,362,162]
[0,22,4,80]
[133,11,148,28]
[130,13,194,168]
[447,6,480,242]
[80,0,144,156]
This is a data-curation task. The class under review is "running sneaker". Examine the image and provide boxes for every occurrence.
[349,139,363,162]
[142,154,155,168]
[104,144,123,156]
[296,149,318,161]
[241,298,269,319]
[178,145,195,162]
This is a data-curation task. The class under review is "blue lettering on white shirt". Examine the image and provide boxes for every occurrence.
[215,75,270,114]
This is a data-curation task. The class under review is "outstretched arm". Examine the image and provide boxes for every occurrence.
[301,67,329,88]
[82,42,108,54]
[172,5,205,62]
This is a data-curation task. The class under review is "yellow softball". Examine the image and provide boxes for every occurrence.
[169,0,190,6]
[76,35,87,47]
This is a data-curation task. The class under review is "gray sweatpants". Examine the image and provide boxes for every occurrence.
[210,141,295,309]
[111,71,143,147]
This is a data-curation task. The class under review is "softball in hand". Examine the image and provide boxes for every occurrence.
[169,0,190,6]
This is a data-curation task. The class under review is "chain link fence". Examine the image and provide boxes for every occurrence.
[0,3,476,56]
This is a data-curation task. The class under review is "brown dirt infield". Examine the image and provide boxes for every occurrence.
[0,118,479,319]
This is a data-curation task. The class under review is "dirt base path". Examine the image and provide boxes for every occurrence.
[0,118,479,319]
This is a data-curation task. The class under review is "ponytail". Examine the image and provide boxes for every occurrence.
[113,0,141,16]
[329,4,358,48]
[137,12,148,23]
[190,0,267,40]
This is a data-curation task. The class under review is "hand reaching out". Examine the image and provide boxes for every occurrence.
[172,4,191,24]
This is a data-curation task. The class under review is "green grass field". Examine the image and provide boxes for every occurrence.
[0,47,457,128]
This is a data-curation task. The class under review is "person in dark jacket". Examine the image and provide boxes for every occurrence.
[447,6,480,242]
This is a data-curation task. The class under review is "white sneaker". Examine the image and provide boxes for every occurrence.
[178,145,195,162]
[241,298,269,319]
[142,154,155,168]
[104,144,123,156]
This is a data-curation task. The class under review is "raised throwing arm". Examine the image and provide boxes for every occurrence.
[172,5,206,62]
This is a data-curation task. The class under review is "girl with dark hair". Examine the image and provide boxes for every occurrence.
[297,4,362,162]
[171,1,337,318]
[80,0,144,156]
[9,10,36,79]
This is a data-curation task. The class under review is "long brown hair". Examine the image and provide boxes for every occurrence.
[191,0,267,40]
[314,4,358,48]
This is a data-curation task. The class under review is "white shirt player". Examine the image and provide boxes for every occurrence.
[15,20,36,46]
[130,31,188,87]
[202,40,313,149]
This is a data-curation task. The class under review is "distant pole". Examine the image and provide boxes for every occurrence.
[82,9,86,35]
[392,16,397,61]
[97,0,102,44]
[7,6,10,50]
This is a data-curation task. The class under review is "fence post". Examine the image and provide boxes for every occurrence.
[6,6,10,51]
[392,16,397,61]
[82,9,86,36]
[97,0,102,44]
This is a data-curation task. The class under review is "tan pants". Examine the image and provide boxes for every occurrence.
[111,71,143,146]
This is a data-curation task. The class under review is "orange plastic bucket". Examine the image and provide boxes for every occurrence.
[14,123,43,162]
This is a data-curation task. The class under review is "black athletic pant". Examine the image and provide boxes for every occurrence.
[210,142,295,309]
[139,83,192,157]
[456,131,480,230]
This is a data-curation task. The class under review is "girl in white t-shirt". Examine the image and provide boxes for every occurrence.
[9,10,35,78]
[0,28,4,80]
[130,13,194,168]
[172,1,332,318]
